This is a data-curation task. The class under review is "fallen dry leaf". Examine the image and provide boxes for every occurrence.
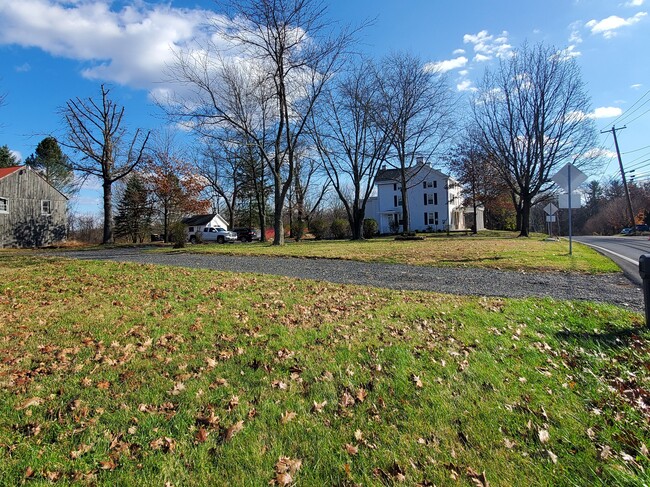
[547,450,558,464]
[16,397,43,410]
[225,420,244,441]
[412,375,423,388]
[273,456,302,486]
[466,467,489,487]
[312,400,327,413]
[281,411,297,424]
[345,443,359,455]
[195,427,209,443]
[356,388,368,402]
[538,429,550,444]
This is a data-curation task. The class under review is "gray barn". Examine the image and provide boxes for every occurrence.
[0,166,68,247]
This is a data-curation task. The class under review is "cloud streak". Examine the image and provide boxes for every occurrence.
[586,12,647,38]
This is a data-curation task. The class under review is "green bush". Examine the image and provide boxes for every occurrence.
[362,218,378,239]
[292,220,307,242]
[309,218,328,240]
[330,218,350,239]
[169,222,187,249]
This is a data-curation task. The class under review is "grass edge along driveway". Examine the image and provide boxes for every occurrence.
[164,234,620,274]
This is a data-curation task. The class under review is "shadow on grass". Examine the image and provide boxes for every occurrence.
[556,325,647,350]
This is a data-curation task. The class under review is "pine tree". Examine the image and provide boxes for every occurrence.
[114,173,152,243]
[0,145,19,168]
[25,137,76,195]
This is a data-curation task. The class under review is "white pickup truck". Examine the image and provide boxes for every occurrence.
[189,226,237,244]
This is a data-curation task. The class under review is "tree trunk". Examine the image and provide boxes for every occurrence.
[102,180,113,244]
[351,207,364,240]
[272,174,284,245]
[400,180,409,234]
[519,197,531,237]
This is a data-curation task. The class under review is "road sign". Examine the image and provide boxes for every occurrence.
[551,163,586,255]
[545,215,556,223]
[558,192,582,209]
[544,203,558,215]
[551,163,587,192]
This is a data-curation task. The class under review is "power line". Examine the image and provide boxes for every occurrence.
[623,144,650,155]
[606,89,650,129]
[623,105,650,126]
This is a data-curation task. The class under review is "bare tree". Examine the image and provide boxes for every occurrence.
[288,148,329,239]
[62,85,150,243]
[312,60,391,239]
[472,42,598,237]
[163,0,356,244]
[447,128,508,233]
[374,52,456,233]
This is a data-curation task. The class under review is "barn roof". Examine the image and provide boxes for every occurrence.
[0,166,22,180]
[181,214,218,226]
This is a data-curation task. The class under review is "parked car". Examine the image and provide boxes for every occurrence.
[233,227,260,242]
[636,224,649,232]
[620,227,633,235]
[189,226,237,244]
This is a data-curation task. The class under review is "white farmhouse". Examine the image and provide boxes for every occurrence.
[366,158,483,234]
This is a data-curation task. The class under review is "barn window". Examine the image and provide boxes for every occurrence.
[41,200,51,215]
[0,197,7,213]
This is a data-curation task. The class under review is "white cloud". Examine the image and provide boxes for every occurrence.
[586,12,647,38]
[624,0,645,7]
[452,48,465,55]
[0,0,223,89]
[424,56,468,73]
[584,147,617,159]
[567,106,623,121]
[590,106,623,119]
[555,45,581,61]
[456,79,476,92]
[463,29,512,62]
[10,149,22,162]
[14,62,31,72]
[631,83,643,89]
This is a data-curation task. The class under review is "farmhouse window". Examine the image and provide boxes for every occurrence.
[426,212,438,226]
[41,200,51,215]
[0,197,7,213]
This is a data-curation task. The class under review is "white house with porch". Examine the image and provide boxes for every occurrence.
[365,158,483,233]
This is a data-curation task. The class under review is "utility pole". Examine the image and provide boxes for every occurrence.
[602,125,635,227]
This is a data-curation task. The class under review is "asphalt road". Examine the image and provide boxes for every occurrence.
[574,235,650,286]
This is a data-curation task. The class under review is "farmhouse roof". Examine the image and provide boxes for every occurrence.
[0,166,22,180]
[376,164,449,183]
[181,214,218,226]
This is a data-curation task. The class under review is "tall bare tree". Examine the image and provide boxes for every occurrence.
[312,61,391,239]
[472,43,598,237]
[374,52,456,233]
[163,0,356,244]
[447,128,507,233]
[62,85,150,244]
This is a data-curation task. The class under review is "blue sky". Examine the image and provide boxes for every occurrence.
[0,0,648,215]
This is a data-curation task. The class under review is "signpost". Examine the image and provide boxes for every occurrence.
[551,164,587,255]
[543,203,558,237]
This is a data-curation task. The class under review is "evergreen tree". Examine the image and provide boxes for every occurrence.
[25,137,76,195]
[114,173,152,243]
[0,145,19,168]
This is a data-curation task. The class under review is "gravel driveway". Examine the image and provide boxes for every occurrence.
[51,247,644,312]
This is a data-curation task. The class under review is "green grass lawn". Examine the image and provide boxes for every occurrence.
[0,254,647,485]
[166,233,619,274]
